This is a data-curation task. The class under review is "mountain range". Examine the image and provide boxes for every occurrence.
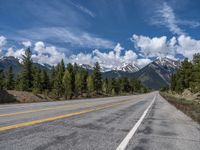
[0,56,181,90]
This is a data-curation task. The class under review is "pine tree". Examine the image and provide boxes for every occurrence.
[32,67,42,93]
[67,63,75,97]
[63,70,72,99]
[60,59,65,76]
[75,73,81,97]
[103,78,109,94]
[80,68,88,94]
[41,70,50,91]
[5,66,15,90]
[93,62,102,94]
[87,75,93,95]
[20,48,33,91]
[0,70,5,90]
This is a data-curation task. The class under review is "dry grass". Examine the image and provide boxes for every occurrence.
[160,92,200,124]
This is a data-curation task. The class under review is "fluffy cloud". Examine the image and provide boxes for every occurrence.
[32,41,66,66]
[68,43,142,69]
[131,34,200,61]
[131,34,176,59]
[22,41,32,47]
[4,41,66,66]
[177,35,200,60]
[5,48,25,60]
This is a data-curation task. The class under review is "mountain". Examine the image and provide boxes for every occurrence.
[0,56,180,89]
[80,63,140,73]
[0,56,52,75]
[0,56,22,74]
[133,57,181,89]
[120,63,140,73]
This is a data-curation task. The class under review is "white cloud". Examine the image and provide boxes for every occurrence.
[5,48,25,63]
[68,43,142,69]
[22,41,32,47]
[0,36,7,57]
[131,34,200,61]
[152,3,200,35]
[0,36,6,47]
[136,58,152,68]
[131,34,176,58]
[71,2,95,18]
[32,41,66,66]
[177,35,200,60]
[156,2,185,35]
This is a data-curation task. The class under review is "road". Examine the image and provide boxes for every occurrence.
[0,92,200,150]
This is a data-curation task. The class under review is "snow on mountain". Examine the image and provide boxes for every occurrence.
[154,57,181,71]
[120,63,140,73]
[79,64,94,70]
[79,63,140,73]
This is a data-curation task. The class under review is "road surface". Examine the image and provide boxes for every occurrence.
[0,92,200,150]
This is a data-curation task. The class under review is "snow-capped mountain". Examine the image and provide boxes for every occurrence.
[79,63,140,73]
[79,64,94,70]
[120,63,140,73]
[154,57,181,71]
[134,57,181,89]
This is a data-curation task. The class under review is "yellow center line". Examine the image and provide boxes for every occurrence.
[0,101,100,117]
[0,100,131,132]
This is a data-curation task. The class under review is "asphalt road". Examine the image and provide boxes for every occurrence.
[0,92,200,150]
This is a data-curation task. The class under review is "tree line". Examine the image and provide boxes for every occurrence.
[0,48,148,99]
[170,53,200,93]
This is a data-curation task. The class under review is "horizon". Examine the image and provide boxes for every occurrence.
[0,0,200,69]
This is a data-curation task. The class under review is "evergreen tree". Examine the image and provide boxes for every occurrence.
[63,70,72,99]
[111,78,120,95]
[75,73,81,97]
[87,75,93,95]
[32,67,42,93]
[20,48,33,91]
[41,70,50,91]
[80,68,88,94]
[67,63,75,97]
[103,78,109,94]
[5,66,15,90]
[92,62,102,94]
[0,70,5,90]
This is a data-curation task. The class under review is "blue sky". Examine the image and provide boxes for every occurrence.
[0,0,200,68]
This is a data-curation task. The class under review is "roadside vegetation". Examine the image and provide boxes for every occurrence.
[160,53,200,124]
[0,48,148,103]
[160,92,200,124]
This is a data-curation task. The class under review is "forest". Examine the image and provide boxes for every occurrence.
[0,48,148,100]
[170,53,200,93]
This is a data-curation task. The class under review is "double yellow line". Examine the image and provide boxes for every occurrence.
[0,99,131,132]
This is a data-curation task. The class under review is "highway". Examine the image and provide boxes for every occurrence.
[0,92,200,150]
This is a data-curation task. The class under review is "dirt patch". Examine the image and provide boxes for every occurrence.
[0,90,54,103]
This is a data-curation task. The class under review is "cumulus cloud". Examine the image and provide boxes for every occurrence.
[22,41,32,47]
[177,35,200,60]
[131,34,176,59]
[5,48,25,59]
[68,43,143,69]
[32,41,67,66]
[131,34,200,61]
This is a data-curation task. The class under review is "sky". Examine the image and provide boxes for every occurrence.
[0,0,200,69]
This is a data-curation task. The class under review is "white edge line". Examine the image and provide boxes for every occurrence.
[116,94,157,150]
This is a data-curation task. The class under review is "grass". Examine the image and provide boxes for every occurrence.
[160,92,200,124]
